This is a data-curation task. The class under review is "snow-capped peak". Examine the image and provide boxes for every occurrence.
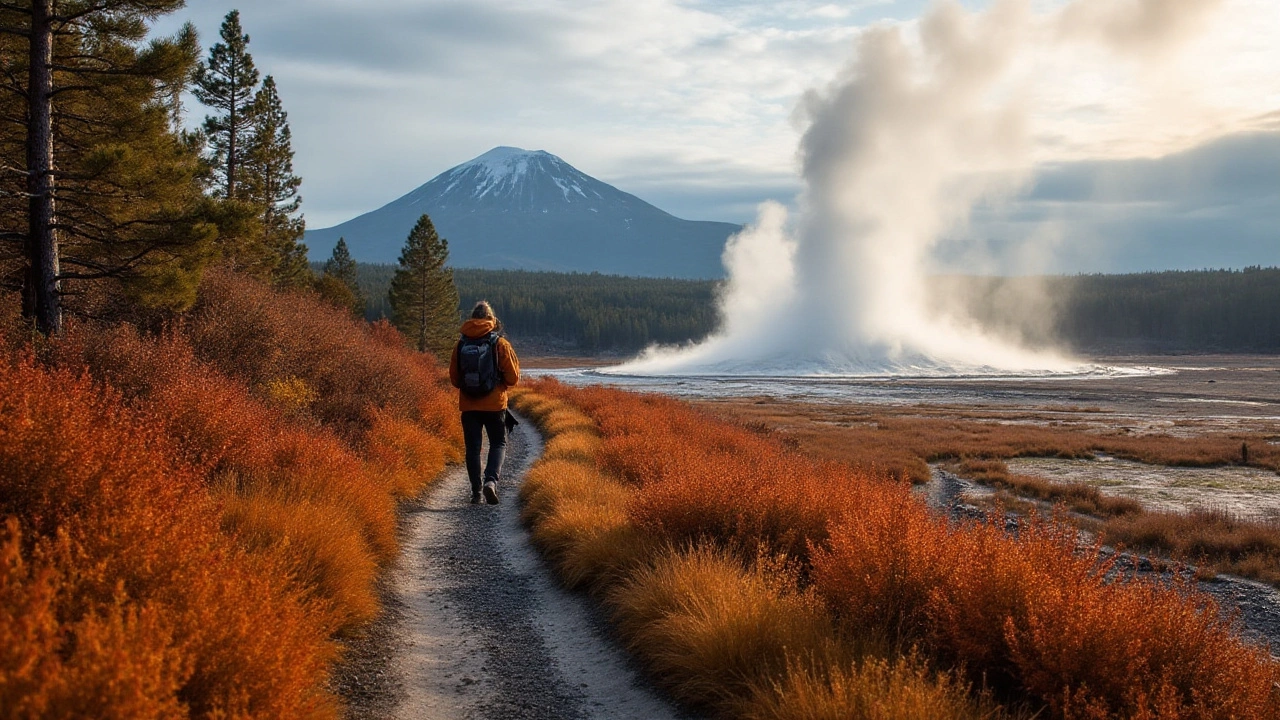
[433,146,600,204]
[441,147,549,200]
[458,147,559,184]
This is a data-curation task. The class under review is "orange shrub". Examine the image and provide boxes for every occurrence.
[51,297,459,626]
[3,268,464,715]
[0,356,336,717]
[185,269,459,441]
[365,411,455,497]
[1006,566,1275,718]
[53,323,398,629]
[521,378,1280,719]
[809,487,954,644]
[54,323,277,476]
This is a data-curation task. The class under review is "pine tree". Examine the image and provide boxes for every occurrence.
[323,238,358,286]
[319,237,365,315]
[192,10,259,201]
[389,215,459,356]
[0,2,216,333]
[242,75,307,286]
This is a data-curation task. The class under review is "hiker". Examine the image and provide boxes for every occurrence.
[450,301,521,505]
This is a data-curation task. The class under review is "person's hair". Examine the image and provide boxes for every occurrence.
[470,300,496,320]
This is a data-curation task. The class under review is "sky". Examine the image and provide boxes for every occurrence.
[154,0,1280,273]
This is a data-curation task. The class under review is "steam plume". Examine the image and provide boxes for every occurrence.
[619,0,1223,377]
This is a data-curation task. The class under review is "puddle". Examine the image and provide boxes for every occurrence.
[1006,456,1280,521]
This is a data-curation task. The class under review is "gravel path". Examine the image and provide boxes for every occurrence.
[338,412,684,720]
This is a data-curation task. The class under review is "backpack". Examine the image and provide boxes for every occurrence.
[457,332,502,398]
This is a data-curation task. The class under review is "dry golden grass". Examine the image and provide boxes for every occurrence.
[747,654,1006,720]
[515,379,1280,720]
[952,458,1144,518]
[1102,509,1280,586]
[217,487,381,631]
[949,458,1280,587]
[519,457,646,593]
[537,507,652,594]
[699,399,1279,484]
[607,545,836,716]
[543,430,602,463]
[607,545,1007,720]
[366,411,456,497]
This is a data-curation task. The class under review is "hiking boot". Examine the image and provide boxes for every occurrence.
[482,481,499,505]
[470,491,482,504]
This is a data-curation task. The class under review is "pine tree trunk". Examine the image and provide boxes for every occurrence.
[27,0,60,335]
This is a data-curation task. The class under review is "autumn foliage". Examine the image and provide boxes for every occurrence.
[514,379,1280,720]
[0,270,459,717]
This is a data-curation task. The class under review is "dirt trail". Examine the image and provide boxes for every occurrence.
[340,412,684,720]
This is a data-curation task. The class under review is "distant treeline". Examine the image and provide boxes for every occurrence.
[350,264,1280,354]
[346,264,719,353]
[1066,267,1280,352]
[963,267,1280,353]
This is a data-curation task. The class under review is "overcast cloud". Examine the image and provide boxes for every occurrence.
[154,0,1280,272]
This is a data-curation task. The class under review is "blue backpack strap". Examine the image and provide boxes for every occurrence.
[487,331,501,368]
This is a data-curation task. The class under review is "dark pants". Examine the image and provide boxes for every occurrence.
[462,410,507,493]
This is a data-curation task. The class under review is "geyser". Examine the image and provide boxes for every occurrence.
[618,0,1224,377]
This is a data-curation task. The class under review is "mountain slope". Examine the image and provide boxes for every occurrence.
[304,147,739,279]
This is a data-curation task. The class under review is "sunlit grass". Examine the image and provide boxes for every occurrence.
[514,378,1280,720]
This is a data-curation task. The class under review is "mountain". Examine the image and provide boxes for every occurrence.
[304,147,740,279]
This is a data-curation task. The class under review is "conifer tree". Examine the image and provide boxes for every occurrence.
[319,237,365,315]
[243,75,307,286]
[389,215,459,356]
[323,238,358,286]
[0,1,216,333]
[193,9,258,201]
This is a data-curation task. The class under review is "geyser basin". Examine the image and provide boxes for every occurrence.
[538,362,1176,407]
[597,362,1165,381]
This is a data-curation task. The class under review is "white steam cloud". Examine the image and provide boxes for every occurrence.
[619,0,1224,377]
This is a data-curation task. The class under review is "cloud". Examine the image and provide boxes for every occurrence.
[158,0,871,226]
[953,131,1280,273]
[155,0,1280,267]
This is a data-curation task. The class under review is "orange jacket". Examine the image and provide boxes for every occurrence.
[449,318,520,412]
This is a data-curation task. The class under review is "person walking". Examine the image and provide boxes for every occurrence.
[450,301,520,504]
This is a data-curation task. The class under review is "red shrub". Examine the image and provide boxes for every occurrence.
[0,355,336,717]
[186,269,459,443]
[526,377,1280,719]
[2,269,464,714]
